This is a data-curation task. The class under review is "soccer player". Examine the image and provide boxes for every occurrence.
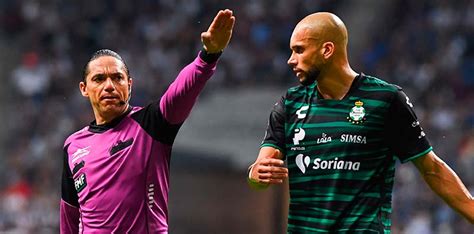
[60,10,235,233]
[248,12,474,232]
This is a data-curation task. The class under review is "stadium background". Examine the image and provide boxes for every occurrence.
[0,0,473,233]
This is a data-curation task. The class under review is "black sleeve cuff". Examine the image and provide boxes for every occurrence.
[199,49,222,64]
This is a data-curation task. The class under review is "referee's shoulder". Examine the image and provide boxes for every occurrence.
[63,126,89,148]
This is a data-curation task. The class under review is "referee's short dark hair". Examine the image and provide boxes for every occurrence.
[82,49,131,82]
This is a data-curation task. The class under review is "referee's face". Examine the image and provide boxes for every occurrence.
[288,27,323,86]
[79,56,132,122]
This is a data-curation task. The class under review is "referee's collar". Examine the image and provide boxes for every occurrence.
[88,106,132,133]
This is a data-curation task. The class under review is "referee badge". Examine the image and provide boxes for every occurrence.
[347,100,366,124]
[74,173,87,193]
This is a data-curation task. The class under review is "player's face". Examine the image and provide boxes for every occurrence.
[80,56,132,120]
[288,28,323,86]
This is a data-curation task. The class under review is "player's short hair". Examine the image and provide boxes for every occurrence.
[82,49,131,82]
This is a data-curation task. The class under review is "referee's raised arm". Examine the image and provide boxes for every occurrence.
[159,9,235,124]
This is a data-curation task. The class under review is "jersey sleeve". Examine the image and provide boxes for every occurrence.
[60,144,80,234]
[261,96,286,154]
[159,50,220,124]
[385,88,432,163]
[131,103,182,145]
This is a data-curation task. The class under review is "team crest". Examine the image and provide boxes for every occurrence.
[347,100,366,124]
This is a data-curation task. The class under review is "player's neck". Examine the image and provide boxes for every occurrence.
[316,63,357,100]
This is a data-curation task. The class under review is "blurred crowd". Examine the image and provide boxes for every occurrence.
[0,0,473,233]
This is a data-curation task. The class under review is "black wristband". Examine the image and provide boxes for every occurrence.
[199,49,222,64]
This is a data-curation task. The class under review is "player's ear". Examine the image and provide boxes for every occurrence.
[321,41,335,60]
[79,81,88,97]
[128,78,133,93]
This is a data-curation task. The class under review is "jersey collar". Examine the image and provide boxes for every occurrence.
[88,106,132,133]
[315,73,364,100]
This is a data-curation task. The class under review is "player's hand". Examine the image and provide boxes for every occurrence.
[250,150,288,186]
[201,9,235,53]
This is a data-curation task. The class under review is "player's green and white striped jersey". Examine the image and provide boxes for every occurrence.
[262,74,432,233]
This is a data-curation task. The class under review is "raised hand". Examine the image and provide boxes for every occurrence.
[201,9,235,53]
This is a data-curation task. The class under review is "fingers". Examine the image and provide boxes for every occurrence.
[209,10,223,30]
[260,158,285,166]
[259,172,287,180]
[251,160,288,185]
[202,9,235,53]
[221,10,235,31]
[257,172,288,184]
[209,9,234,32]
[257,170,287,184]
[257,165,288,175]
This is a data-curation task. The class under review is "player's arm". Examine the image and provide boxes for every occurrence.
[385,88,474,223]
[159,9,235,124]
[248,96,288,190]
[412,151,474,224]
[248,147,288,189]
[60,145,80,234]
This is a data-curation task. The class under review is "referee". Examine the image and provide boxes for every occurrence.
[248,12,474,232]
[60,10,235,233]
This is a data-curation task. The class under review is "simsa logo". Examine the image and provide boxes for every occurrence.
[295,154,360,173]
